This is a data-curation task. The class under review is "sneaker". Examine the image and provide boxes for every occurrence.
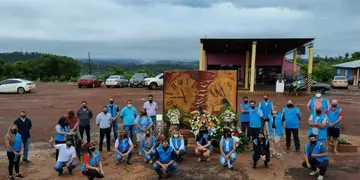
[15,174,24,178]
[9,176,15,180]
[127,160,133,165]
[317,175,324,180]
[58,171,63,176]
[206,157,211,162]
[22,160,30,163]
[264,162,269,168]
[149,160,153,164]
[252,162,257,169]
[198,157,202,162]
[309,168,320,176]
[228,165,234,169]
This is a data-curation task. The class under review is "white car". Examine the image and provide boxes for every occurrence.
[105,75,129,88]
[0,78,36,93]
[144,73,163,90]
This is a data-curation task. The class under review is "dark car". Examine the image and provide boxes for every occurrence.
[285,79,330,94]
[77,75,102,88]
[129,73,148,88]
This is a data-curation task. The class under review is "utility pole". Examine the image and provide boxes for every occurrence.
[88,52,91,75]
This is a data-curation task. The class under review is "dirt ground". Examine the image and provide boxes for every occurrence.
[0,82,360,180]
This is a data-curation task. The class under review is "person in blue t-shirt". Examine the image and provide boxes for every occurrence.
[283,100,301,152]
[249,101,265,141]
[5,124,24,180]
[239,96,251,140]
[120,100,138,143]
[259,95,273,132]
[302,134,329,180]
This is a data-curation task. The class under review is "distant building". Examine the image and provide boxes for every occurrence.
[333,60,360,86]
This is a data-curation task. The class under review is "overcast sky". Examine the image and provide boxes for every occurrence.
[0,0,359,60]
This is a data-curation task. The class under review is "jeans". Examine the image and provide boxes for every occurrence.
[302,158,329,176]
[115,150,133,162]
[99,128,111,152]
[285,128,300,150]
[7,151,20,175]
[79,124,91,143]
[124,125,136,143]
[241,122,251,140]
[22,138,30,161]
[54,161,77,174]
[220,152,237,165]
[83,169,104,180]
[150,116,157,134]
[153,162,177,177]
[143,149,156,161]
[112,121,119,142]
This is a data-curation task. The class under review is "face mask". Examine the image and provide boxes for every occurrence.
[142,113,147,117]
[272,111,277,114]
[316,93,321,98]
[311,141,317,145]
[82,106,87,109]
[66,143,72,147]
[264,98,268,101]
[225,133,231,138]
[174,134,179,138]
[127,104,132,108]
[149,100,153,103]
[287,104,293,108]
[109,101,114,104]
[332,104,337,108]
[250,106,255,109]
[146,133,150,137]
[103,111,107,114]
[89,147,96,152]
[316,110,322,114]
[20,115,26,118]
[11,129,17,133]
[244,100,248,104]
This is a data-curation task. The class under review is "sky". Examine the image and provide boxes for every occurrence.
[0,0,359,60]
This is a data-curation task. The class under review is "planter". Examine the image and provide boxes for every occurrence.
[328,144,358,153]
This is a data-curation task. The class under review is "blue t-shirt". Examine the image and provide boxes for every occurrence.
[120,106,137,125]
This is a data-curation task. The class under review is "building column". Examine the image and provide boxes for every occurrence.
[244,51,250,89]
[292,49,297,81]
[356,68,360,87]
[250,41,257,92]
[306,44,314,94]
[199,43,205,70]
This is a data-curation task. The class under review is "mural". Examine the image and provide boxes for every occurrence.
[163,70,238,126]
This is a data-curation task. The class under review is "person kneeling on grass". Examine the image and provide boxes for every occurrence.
[114,130,134,165]
[195,125,213,162]
[153,139,177,179]
[81,142,104,180]
[302,134,329,180]
[50,137,77,176]
[252,132,270,168]
[169,129,186,161]
[141,130,156,163]
[219,128,237,169]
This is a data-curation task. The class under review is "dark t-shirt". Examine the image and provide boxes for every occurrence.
[196,134,212,146]
[154,146,177,161]
[265,115,285,129]
[13,118,32,141]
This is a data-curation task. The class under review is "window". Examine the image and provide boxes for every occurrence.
[334,76,347,80]
[0,80,20,85]
[159,75,163,79]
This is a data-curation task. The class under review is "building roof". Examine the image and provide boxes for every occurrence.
[333,60,360,68]
[200,38,314,54]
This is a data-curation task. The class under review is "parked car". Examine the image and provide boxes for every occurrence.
[285,79,330,94]
[0,78,36,94]
[105,75,129,88]
[331,76,348,88]
[77,75,102,88]
[144,73,164,90]
[129,73,148,87]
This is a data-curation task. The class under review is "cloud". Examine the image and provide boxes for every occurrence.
[0,0,359,59]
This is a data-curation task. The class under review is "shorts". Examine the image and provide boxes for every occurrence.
[327,127,340,138]
[136,133,144,142]
[269,129,282,143]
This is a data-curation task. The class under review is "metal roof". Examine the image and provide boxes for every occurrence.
[200,38,314,54]
[333,60,360,68]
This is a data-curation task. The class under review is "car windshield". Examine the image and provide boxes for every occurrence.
[132,76,144,79]
[81,75,95,79]
[334,76,347,80]
[108,76,119,79]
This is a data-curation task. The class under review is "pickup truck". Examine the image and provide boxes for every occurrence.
[144,73,163,90]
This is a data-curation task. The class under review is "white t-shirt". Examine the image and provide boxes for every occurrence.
[55,144,76,162]
[115,138,133,149]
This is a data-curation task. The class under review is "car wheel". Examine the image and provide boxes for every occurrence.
[320,88,326,94]
[92,83,95,88]
[119,83,123,88]
[150,82,158,90]
[78,85,82,88]
[130,84,134,88]
[106,86,110,88]
[17,87,25,94]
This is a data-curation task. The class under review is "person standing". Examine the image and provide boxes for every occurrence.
[259,95,273,132]
[13,110,32,163]
[96,106,112,152]
[265,106,285,159]
[106,98,120,141]
[77,101,93,144]
[302,134,329,180]
[120,100,138,143]
[249,100,264,141]
[5,124,24,179]
[239,97,251,140]
[135,110,153,155]
[308,105,328,143]
[307,92,330,114]
[283,100,301,152]
[143,95,158,134]
[325,99,343,154]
